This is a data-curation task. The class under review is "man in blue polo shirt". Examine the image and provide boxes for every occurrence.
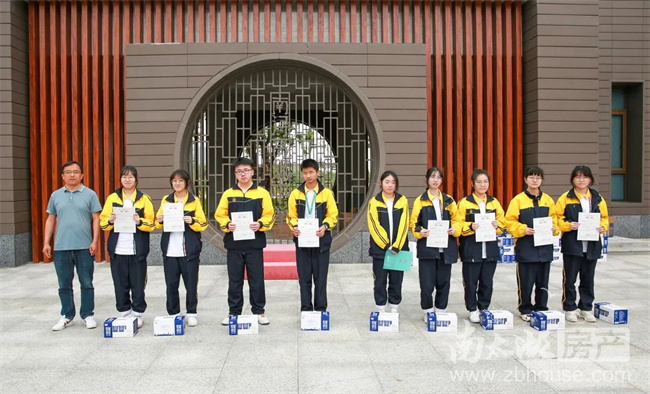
[43,161,102,331]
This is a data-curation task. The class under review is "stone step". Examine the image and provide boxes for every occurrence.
[607,237,650,254]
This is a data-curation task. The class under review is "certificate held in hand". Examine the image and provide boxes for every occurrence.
[113,207,136,233]
[298,218,320,248]
[163,202,185,233]
[232,211,255,241]
[474,212,496,242]
[577,212,601,241]
[426,220,449,248]
[533,217,554,247]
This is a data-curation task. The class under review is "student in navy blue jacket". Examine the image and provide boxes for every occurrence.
[367,171,410,313]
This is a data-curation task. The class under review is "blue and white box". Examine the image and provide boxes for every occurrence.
[300,311,330,331]
[103,317,138,338]
[480,310,514,330]
[426,312,458,333]
[552,235,562,264]
[594,302,628,324]
[530,310,565,331]
[153,315,186,336]
[228,315,259,335]
[369,312,399,332]
[598,234,608,263]
[498,233,515,263]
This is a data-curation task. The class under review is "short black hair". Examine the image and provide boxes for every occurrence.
[471,168,490,183]
[120,165,139,187]
[169,169,191,190]
[570,165,595,186]
[380,170,399,191]
[61,161,83,174]
[425,166,444,183]
[234,157,255,170]
[301,159,319,172]
[525,166,544,178]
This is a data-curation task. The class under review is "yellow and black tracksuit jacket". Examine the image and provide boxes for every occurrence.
[367,192,410,259]
[214,183,276,251]
[100,188,155,262]
[457,193,506,262]
[409,190,461,264]
[286,181,339,252]
[505,190,559,263]
[556,187,609,260]
[155,192,208,261]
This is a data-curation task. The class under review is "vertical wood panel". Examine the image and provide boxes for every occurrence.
[231,0,238,42]
[209,0,216,42]
[484,2,493,181]
[360,0,367,43]
[175,1,183,42]
[61,3,69,163]
[443,1,453,195]
[370,0,377,43]
[494,1,504,201]
[297,0,303,42]
[392,0,399,43]
[474,1,483,169]
[307,0,313,42]
[144,0,152,42]
[133,0,141,43]
[317,0,324,42]
[154,0,162,42]
[453,2,463,198]
[349,0,355,43]
[382,0,388,43]
[339,0,345,43]
[424,0,432,167]
[464,3,473,188]
[504,1,513,200]
[165,0,172,42]
[287,0,293,42]
[187,0,194,42]
[403,0,410,44]
[276,0,282,42]
[414,0,421,44]
[28,4,41,261]
[198,0,205,42]
[328,0,334,42]
[433,1,442,166]
[242,0,248,42]
[71,1,80,162]
[253,0,260,42]
[49,1,59,192]
[264,0,270,42]
[113,0,121,186]
[514,1,523,188]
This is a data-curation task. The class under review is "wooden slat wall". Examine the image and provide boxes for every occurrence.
[28,0,523,262]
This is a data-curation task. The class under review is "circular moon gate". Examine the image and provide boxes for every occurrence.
[185,65,374,248]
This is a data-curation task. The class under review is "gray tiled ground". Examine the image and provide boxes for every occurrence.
[1,252,648,393]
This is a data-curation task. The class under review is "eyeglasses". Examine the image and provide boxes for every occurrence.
[235,168,253,175]
[63,170,81,175]
[121,176,135,181]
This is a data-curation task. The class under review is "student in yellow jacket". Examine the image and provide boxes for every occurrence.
[505,166,559,322]
[215,158,275,326]
[555,165,609,323]
[155,169,208,327]
[367,171,410,313]
[99,165,155,328]
[286,159,339,312]
[457,169,506,323]
[410,166,462,323]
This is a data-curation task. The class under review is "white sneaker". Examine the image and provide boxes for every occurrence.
[520,313,530,322]
[565,310,579,323]
[136,317,143,328]
[187,316,198,327]
[376,305,386,312]
[221,316,232,326]
[434,308,447,314]
[52,316,72,331]
[84,316,97,329]
[469,310,480,323]
[389,304,399,314]
[581,310,597,323]
[257,313,270,325]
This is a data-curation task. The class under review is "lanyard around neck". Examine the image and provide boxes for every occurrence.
[306,190,316,215]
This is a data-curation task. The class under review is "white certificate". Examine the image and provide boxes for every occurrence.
[298,218,320,248]
[577,212,601,241]
[163,202,185,232]
[426,220,449,248]
[475,212,496,242]
[232,211,255,241]
[533,217,554,247]
[113,207,136,233]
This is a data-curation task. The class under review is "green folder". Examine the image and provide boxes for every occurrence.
[383,250,413,272]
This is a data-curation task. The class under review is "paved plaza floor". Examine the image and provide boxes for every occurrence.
[1,250,648,393]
